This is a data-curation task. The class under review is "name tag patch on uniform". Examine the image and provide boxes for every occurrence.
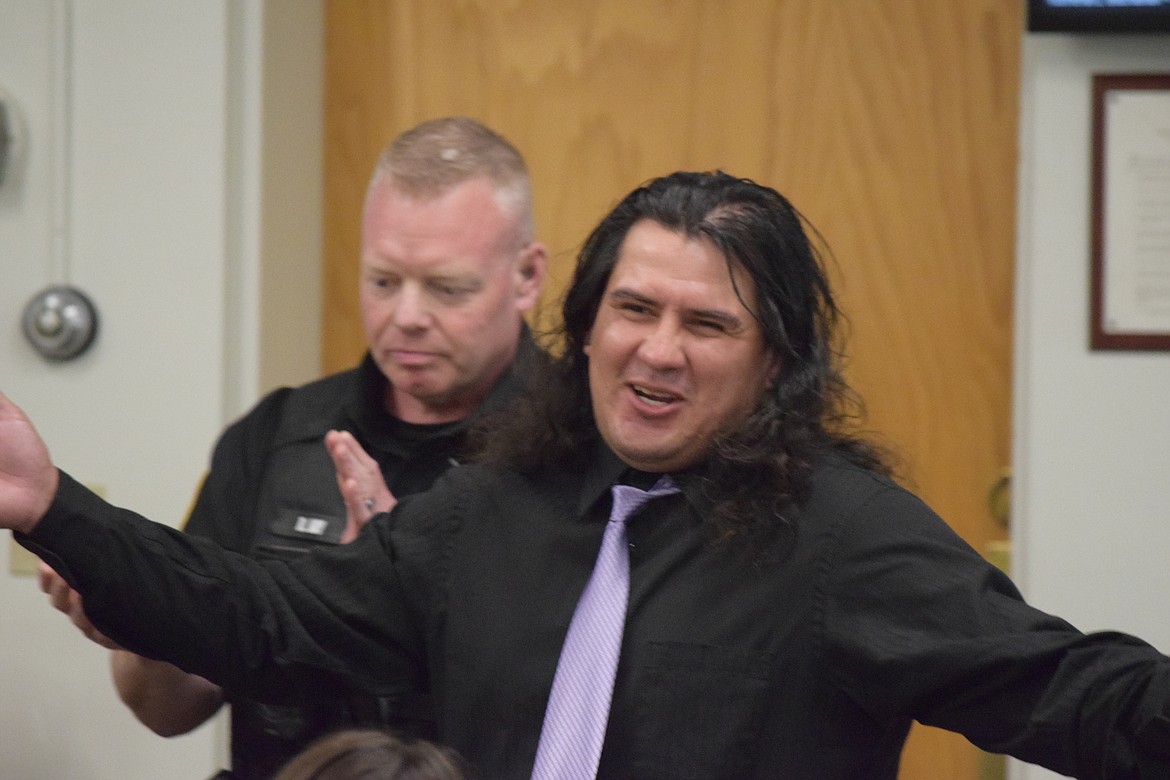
[270,507,345,545]
[294,515,329,535]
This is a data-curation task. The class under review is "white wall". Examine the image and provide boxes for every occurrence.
[0,2,321,778]
[1012,31,1170,780]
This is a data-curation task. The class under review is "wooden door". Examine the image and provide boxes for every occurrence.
[322,3,1020,778]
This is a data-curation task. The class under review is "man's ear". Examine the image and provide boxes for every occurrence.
[766,351,782,388]
[514,242,548,310]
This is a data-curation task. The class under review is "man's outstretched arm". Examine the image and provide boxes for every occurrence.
[11,384,227,738]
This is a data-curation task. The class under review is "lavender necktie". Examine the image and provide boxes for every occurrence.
[531,476,679,780]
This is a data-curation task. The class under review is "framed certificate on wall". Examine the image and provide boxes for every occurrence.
[1090,73,1170,351]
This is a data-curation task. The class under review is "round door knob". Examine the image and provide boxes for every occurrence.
[21,285,99,361]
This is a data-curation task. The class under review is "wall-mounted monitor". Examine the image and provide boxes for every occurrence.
[1027,0,1170,33]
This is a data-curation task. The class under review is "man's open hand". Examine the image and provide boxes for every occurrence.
[0,391,58,535]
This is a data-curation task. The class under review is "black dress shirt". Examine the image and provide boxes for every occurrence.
[24,450,1170,779]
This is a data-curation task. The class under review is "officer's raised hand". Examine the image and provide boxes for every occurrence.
[325,428,398,543]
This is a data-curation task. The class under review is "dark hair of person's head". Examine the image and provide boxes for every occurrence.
[476,170,889,557]
[273,729,467,780]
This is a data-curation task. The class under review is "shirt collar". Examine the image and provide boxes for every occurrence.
[574,444,629,518]
[574,444,703,519]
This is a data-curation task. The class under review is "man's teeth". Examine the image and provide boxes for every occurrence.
[633,385,674,406]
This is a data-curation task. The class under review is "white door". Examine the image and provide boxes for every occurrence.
[0,2,236,777]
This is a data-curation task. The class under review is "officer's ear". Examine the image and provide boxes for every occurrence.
[514,242,547,310]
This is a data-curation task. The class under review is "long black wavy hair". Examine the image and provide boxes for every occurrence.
[477,171,889,554]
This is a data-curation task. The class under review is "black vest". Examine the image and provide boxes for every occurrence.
[229,367,457,779]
